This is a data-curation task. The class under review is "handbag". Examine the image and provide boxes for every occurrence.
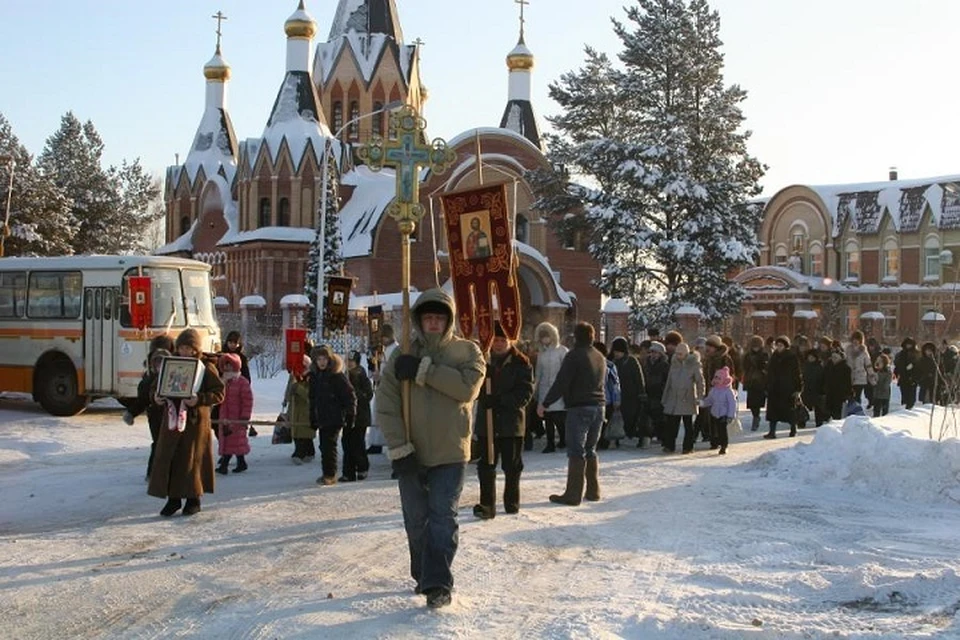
[606,408,626,440]
[727,414,743,437]
[271,408,292,445]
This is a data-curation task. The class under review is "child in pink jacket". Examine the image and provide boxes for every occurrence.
[700,366,738,456]
[217,353,253,474]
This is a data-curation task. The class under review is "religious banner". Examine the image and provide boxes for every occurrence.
[127,275,152,330]
[368,304,384,348]
[440,182,522,351]
[323,276,353,333]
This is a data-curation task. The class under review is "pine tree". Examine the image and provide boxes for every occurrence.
[536,0,765,328]
[102,160,163,254]
[0,113,74,256]
[304,152,343,337]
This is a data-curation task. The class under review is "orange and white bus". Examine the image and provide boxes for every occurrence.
[0,255,221,415]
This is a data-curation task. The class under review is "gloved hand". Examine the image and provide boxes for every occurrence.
[391,453,419,477]
[122,410,135,426]
[395,354,422,381]
[476,394,493,411]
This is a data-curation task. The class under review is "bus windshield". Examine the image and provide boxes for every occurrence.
[121,267,184,328]
[182,269,217,328]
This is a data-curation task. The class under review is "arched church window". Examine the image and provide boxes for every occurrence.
[332,102,343,136]
[258,198,271,228]
[516,213,529,243]
[277,198,290,227]
[373,101,384,138]
[349,101,360,140]
[774,245,788,267]
[180,215,190,237]
[809,243,823,277]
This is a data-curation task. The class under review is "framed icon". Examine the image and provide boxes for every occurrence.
[157,356,205,399]
[461,210,493,260]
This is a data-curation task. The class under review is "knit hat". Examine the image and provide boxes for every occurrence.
[175,328,203,355]
[218,352,241,372]
[675,342,690,357]
[649,341,666,354]
[611,337,629,354]
[417,300,451,318]
[705,335,723,349]
[713,366,733,388]
[774,335,791,349]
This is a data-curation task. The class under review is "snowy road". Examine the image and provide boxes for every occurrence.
[1,388,959,639]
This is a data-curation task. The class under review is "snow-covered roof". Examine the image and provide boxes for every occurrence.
[675,305,702,316]
[603,298,630,313]
[219,226,314,246]
[262,71,332,169]
[280,294,311,307]
[213,296,229,307]
[340,166,397,258]
[154,221,197,255]
[752,310,777,318]
[922,311,947,322]
[328,0,404,42]
[349,289,422,311]
[793,309,818,319]
[499,100,542,150]
[315,33,416,88]
[179,108,239,186]
[802,174,960,235]
[860,311,885,320]
[447,127,544,157]
[239,295,267,308]
[513,241,573,306]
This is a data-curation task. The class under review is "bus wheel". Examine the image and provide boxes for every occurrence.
[38,358,87,417]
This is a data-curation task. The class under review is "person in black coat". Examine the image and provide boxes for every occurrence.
[343,351,374,481]
[308,346,357,486]
[609,337,647,446]
[642,341,670,444]
[473,323,535,519]
[823,348,853,420]
[801,349,826,426]
[917,342,938,405]
[894,337,921,409]
[764,335,802,439]
[742,335,769,432]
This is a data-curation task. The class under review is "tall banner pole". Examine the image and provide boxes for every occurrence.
[359,106,457,443]
[475,131,495,466]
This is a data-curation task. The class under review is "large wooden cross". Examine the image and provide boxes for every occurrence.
[359,105,456,441]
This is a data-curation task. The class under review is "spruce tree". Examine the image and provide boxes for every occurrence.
[537,0,765,328]
[304,151,343,337]
[0,113,74,256]
[102,160,162,254]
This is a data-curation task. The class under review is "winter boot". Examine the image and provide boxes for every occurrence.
[474,467,496,519]
[160,498,182,517]
[789,424,798,438]
[750,413,760,432]
[763,422,777,439]
[584,456,601,502]
[425,588,453,609]
[503,471,521,514]
[216,456,230,475]
[549,457,586,506]
[182,498,201,516]
[233,456,248,473]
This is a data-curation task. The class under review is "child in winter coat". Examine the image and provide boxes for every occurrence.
[699,366,738,455]
[216,353,253,474]
[872,354,892,417]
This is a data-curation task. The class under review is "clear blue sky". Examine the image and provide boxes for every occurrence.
[2,0,958,196]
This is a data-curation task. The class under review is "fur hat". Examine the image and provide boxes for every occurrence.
[705,335,723,349]
[774,335,791,349]
[713,366,733,388]
[218,352,242,372]
[417,300,451,318]
[675,342,690,357]
[663,330,684,346]
[649,341,666,354]
[175,329,203,355]
[611,337,630,354]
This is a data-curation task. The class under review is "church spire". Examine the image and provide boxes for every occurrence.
[285,0,317,72]
[328,0,404,42]
[500,0,541,149]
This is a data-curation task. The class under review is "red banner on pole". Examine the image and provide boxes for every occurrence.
[128,276,152,330]
[285,328,308,375]
[440,182,522,352]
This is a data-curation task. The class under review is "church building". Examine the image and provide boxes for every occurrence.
[158,0,601,341]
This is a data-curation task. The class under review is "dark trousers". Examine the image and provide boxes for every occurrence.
[544,411,566,447]
[398,462,466,594]
[681,414,702,452]
[477,436,524,512]
[293,437,316,458]
[318,426,343,478]
[919,385,934,405]
[146,407,163,477]
[852,384,866,404]
[664,414,692,452]
[711,415,729,449]
[900,383,917,410]
[872,399,890,417]
[341,424,370,479]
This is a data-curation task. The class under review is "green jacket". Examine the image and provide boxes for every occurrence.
[285,374,313,440]
[375,288,485,467]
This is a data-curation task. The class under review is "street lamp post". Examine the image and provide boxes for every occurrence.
[0,155,15,258]
[315,100,403,340]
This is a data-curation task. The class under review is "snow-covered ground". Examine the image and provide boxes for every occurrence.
[2,377,960,639]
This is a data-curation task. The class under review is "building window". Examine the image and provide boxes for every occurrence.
[179,215,190,237]
[775,246,788,267]
[277,198,290,227]
[258,198,271,227]
[883,242,899,280]
[809,244,823,277]
[845,307,858,333]
[372,101,384,138]
[516,213,529,244]
[332,101,343,135]
[845,243,860,280]
[349,101,360,140]
[791,227,806,253]
[925,245,941,279]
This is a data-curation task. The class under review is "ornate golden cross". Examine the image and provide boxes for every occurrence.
[212,11,228,50]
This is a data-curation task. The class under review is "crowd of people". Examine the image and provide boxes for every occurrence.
[122,292,960,609]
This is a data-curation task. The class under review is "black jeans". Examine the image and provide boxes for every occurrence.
[341,425,370,478]
[544,411,566,446]
[318,426,343,478]
[664,414,692,452]
[872,400,890,417]
[710,415,729,449]
[477,436,524,512]
[900,383,917,409]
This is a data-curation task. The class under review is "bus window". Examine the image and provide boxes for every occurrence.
[27,271,82,319]
[182,270,216,327]
[0,271,26,318]
[120,267,185,328]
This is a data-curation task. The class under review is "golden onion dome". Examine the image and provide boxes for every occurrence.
[203,46,231,81]
[285,1,317,39]
[507,38,534,71]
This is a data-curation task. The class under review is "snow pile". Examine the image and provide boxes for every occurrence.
[751,411,960,504]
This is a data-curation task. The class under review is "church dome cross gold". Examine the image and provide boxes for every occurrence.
[359,105,456,229]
